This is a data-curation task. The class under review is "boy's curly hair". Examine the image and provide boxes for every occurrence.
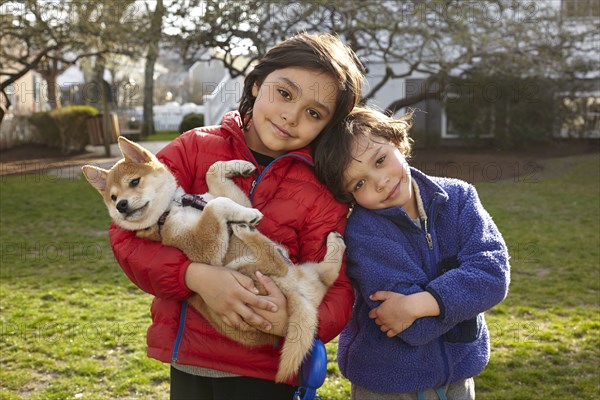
[315,106,414,204]
[238,32,365,138]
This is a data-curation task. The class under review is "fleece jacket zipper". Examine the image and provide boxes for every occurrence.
[424,193,451,386]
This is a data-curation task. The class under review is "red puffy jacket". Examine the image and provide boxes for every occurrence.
[109,112,354,383]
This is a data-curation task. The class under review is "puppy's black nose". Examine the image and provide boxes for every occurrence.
[116,200,129,214]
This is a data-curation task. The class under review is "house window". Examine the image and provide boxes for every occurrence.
[562,0,600,18]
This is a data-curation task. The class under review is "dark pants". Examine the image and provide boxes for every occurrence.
[170,366,297,400]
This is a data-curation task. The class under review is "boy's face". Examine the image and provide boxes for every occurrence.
[343,134,415,213]
[246,67,338,158]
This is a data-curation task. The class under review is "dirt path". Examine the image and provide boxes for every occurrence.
[1,140,598,182]
[0,142,168,177]
[409,140,598,183]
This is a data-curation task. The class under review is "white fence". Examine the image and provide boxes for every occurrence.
[202,74,245,127]
[119,71,243,131]
[121,102,205,131]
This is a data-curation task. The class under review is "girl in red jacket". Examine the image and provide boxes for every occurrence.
[109,32,364,400]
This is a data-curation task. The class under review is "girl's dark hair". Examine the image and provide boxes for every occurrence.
[315,107,414,203]
[238,32,365,137]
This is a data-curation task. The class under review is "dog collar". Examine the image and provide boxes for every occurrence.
[155,211,170,237]
[156,193,206,234]
[157,211,170,226]
[179,194,207,210]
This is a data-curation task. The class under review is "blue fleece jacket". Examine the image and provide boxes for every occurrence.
[337,168,510,393]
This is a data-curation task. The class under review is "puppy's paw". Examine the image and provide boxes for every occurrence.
[326,231,346,254]
[234,207,263,226]
[330,231,344,240]
[208,197,262,225]
[238,161,256,177]
[221,160,256,178]
[230,223,257,239]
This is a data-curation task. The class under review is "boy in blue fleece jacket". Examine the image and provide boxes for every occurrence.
[314,107,510,399]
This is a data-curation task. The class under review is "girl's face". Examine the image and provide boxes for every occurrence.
[245,67,338,158]
[343,134,416,215]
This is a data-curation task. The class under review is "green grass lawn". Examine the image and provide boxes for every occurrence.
[1,153,598,399]
[143,131,180,142]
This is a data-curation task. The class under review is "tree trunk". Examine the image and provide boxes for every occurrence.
[39,58,62,109]
[43,71,61,109]
[92,57,112,157]
[142,54,157,137]
[141,0,165,138]
[101,76,112,157]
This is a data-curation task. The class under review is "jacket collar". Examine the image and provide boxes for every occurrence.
[410,167,449,210]
[221,111,314,166]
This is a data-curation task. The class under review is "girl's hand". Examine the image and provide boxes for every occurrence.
[368,291,440,337]
[250,271,289,337]
[185,262,278,332]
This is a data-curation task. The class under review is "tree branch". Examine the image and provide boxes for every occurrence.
[0,44,59,91]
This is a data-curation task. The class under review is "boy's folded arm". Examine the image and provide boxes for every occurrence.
[399,188,510,345]
[398,272,504,346]
[110,223,193,300]
[425,249,508,324]
[376,282,455,346]
[396,312,454,346]
[426,185,510,324]
[345,230,464,346]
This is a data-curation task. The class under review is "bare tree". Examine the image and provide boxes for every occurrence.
[1,2,85,121]
[166,0,598,113]
[1,0,146,156]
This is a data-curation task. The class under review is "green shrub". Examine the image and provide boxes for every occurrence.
[179,112,205,133]
[49,105,99,154]
[29,111,61,148]
[445,74,556,148]
[29,106,99,153]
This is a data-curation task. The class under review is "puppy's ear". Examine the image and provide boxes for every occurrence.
[82,165,108,193]
[118,136,154,164]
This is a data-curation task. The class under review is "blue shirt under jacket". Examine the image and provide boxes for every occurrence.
[337,168,510,393]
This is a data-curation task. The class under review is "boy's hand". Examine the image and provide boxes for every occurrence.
[185,262,278,332]
[368,291,440,337]
[249,271,289,337]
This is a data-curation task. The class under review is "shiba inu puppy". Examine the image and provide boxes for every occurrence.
[82,137,345,382]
